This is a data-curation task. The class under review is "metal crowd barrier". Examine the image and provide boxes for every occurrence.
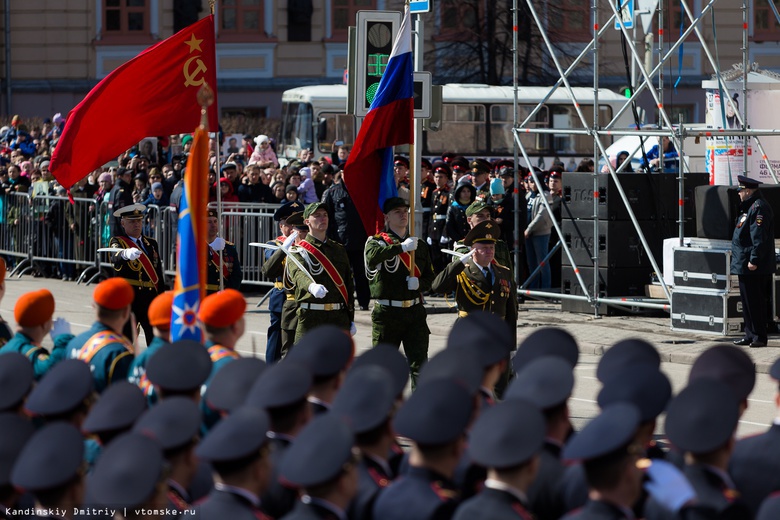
[0,192,34,275]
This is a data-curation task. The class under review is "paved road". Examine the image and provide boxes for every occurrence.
[3,276,778,439]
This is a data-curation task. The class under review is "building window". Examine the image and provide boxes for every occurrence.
[754,0,780,41]
[104,0,148,34]
[221,0,261,33]
[332,0,375,41]
[548,4,591,42]
[436,0,480,41]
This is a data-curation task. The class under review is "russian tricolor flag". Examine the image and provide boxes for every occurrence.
[344,6,413,236]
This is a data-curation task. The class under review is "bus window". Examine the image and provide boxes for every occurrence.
[425,104,486,156]
[279,102,313,159]
[316,113,355,154]
[549,105,614,154]
[492,105,549,155]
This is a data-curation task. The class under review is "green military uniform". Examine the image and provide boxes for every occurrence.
[454,200,513,269]
[433,221,518,331]
[364,198,436,384]
[287,203,355,341]
[206,241,242,294]
[263,241,299,358]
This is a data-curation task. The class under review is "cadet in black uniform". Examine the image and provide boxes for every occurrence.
[731,175,775,348]
[428,162,452,273]
[206,208,243,294]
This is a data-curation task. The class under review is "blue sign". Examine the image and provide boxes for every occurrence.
[614,0,634,30]
[409,0,431,14]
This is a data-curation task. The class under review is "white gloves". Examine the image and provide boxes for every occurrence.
[350,322,357,336]
[643,460,696,512]
[407,276,419,291]
[282,231,298,251]
[50,317,71,339]
[401,237,418,253]
[460,249,476,265]
[307,283,328,299]
[440,236,449,244]
[427,237,433,246]
[209,237,226,251]
[121,248,142,261]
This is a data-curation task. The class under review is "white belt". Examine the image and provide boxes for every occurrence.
[376,299,419,308]
[300,302,344,311]
[433,215,447,220]
[422,207,431,212]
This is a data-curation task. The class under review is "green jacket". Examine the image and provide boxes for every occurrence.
[364,230,435,300]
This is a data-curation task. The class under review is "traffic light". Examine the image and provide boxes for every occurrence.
[353,11,401,117]
[621,86,632,99]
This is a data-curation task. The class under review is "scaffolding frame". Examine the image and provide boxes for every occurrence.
[511,0,780,316]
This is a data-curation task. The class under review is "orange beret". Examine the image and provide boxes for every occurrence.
[94,278,135,310]
[0,257,5,285]
[148,291,174,329]
[198,289,246,328]
[15,289,55,327]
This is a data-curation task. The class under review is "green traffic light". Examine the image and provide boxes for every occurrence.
[623,87,632,99]
[366,82,380,104]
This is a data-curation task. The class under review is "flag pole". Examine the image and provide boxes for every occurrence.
[208,3,225,292]
[408,143,415,274]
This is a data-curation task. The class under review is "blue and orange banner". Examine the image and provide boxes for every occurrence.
[171,125,209,341]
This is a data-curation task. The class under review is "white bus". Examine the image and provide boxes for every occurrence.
[278,83,636,168]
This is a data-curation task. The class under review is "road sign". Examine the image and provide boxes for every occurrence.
[409,0,431,14]
[354,11,402,117]
[413,72,431,119]
[614,0,634,30]
[637,0,659,33]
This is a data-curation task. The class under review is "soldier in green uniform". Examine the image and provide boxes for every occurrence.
[205,208,242,294]
[433,220,517,331]
[286,202,355,341]
[453,201,513,269]
[262,207,306,359]
[365,197,435,385]
[109,203,165,345]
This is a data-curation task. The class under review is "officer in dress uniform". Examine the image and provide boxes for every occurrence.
[0,352,34,414]
[432,220,517,330]
[66,278,136,393]
[10,423,86,517]
[89,432,169,520]
[0,288,73,380]
[206,208,243,294]
[110,203,165,345]
[279,414,359,520]
[195,406,274,520]
[453,399,546,520]
[133,397,202,512]
[331,364,398,520]
[365,197,435,386]
[453,201,513,269]
[731,175,775,348]
[428,162,452,273]
[287,325,354,415]
[245,361,314,519]
[127,290,173,404]
[286,202,355,341]
[373,379,474,520]
[262,201,304,363]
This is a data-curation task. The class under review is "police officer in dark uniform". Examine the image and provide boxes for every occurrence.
[731,175,775,348]
[428,162,452,273]
[110,203,165,344]
[433,220,517,330]
[206,208,243,294]
[108,167,134,234]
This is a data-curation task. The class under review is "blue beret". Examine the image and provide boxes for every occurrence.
[0,414,34,486]
[205,357,266,414]
[418,347,483,396]
[146,340,212,392]
[598,365,671,422]
[245,361,312,410]
[689,345,755,401]
[89,433,164,509]
[83,381,146,434]
[447,311,513,367]
[287,325,354,378]
[597,339,660,383]
[394,379,473,446]
[563,403,641,462]
[506,356,574,410]
[11,422,84,491]
[280,414,354,488]
[665,379,739,454]
[468,400,545,468]
[25,359,93,416]
[196,406,270,462]
[332,365,396,434]
[514,328,579,373]
[0,352,34,411]
[133,396,201,450]
[351,343,409,398]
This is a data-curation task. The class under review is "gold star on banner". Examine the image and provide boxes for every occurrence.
[185,34,203,53]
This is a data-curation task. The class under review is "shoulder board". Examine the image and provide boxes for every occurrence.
[492,262,510,271]
[226,241,235,246]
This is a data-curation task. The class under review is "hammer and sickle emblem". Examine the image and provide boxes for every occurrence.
[183,56,207,87]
